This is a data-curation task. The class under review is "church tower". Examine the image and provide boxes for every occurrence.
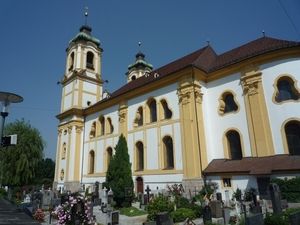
[126,43,153,82]
[53,14,104,191]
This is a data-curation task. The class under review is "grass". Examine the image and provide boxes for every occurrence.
[119,206,148,217]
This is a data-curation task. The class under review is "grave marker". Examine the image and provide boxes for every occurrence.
[269,183,282,216]
[155,211,171,225]
[111,210,120,225]
[202,205,212,223]
[289,210,300,225]
[246,213,264,225]
[210,200,222,218]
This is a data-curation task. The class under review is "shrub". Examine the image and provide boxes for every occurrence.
[271,177,300,202]
[264,212,287,225]
[178,197,192,208]
[233,188,242,201]
[146,193,175,221]
[170,208,196,223]
[283,207,300,224]
[0,188,7,198]
[191,204,202,218]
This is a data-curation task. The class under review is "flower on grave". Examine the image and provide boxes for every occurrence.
[33,209,45,222]
[54,193,97,225]
[229,215,237,224]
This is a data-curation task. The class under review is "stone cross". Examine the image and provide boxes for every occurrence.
[145,185,151,203]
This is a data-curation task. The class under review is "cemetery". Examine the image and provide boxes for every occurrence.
[0,179,300,225]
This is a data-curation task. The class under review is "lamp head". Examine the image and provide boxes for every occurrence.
[0,92,23,114]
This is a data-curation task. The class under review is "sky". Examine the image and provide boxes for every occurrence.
[0,1,299,161]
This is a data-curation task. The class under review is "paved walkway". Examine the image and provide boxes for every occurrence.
[0,198,41,225]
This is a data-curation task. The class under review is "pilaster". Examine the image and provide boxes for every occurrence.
[178,75,203,179]
[118,99,128,137]
[241,63,274,157]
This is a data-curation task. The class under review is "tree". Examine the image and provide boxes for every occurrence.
[106,134,134,208]
[0,119,46,186]
[34,158,55,188]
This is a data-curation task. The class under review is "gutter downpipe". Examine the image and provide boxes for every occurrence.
[80,109,86,191]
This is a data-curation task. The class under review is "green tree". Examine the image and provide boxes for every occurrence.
[0,119,46,186]
[35,158,55,188]
[106,134,134,208]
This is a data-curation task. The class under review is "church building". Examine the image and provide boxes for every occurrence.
[53,21,300,200]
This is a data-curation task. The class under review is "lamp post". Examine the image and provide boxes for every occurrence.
[0,92,23,147]
[0,92,23,187]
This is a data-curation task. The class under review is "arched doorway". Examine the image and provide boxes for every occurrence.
[136,177,144,194]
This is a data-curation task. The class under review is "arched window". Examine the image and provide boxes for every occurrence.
[274,75,300,103]
[149,99,157,122]
[163,136,174,169]
[99,116,105,135]
[276,80,298,102]
[160,99,172,120]
[218,91,239,115]
[226,131,243,160]
[136,141,144,170]
[134,107,143,126]
[87,52,94,69]
[285,122,300,155]
[62,142,66,159]
[106,147,113,170]
[107,117,114,134]
[224,94,238,113]
[89,150,95,174]
[89,122,96,138]
[69,52,74,71]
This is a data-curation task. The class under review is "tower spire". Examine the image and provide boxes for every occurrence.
[85,6,88,25]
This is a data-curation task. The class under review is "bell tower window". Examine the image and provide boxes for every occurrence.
[69,52,74,71]
[87,52,94,69]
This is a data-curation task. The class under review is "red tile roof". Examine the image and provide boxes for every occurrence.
[95,36,300,105]
[202,155,300,175]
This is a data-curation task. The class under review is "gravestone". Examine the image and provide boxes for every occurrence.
[210,200,222,218]
[111,210,120,225]
[23,194,31,203]
[143,222,156,225]
[281,199,288,210]
[216,192,222,201]
[269,183,282,216]
[41,190,56,209]
[224,190,230,206]
[246,213,264,225]
[155,211,172,225]
[51,198,61,207]
[142,194,149,205]
[250,204,262,214]
[289,210,300,225]
[60,194,69,205]
[222,208,230,224]
[202,205,212,223]
[138,192,142,200]
[7,188,12,201]
[145,185,151,203]
[101,187,107,205]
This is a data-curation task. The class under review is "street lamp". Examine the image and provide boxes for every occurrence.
[0,92,23,187]
[0,92,23,147]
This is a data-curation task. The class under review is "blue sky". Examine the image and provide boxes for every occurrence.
[0,1,299,160]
